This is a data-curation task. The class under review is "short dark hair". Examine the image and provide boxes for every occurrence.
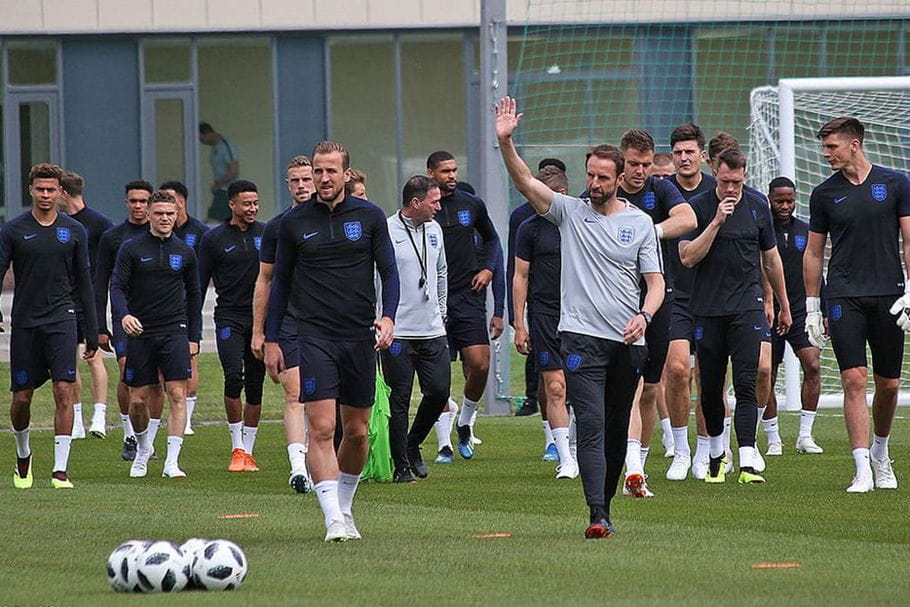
[653,152,673,166]
[620,129,655,153]
[708,132,740,161]
[670,123,706,150]
[159,180,188,201]
[427,150,455,170]
[287,155,311,170]
[345,169,367,196]
[29,162,63,185]
[586,144,625,177]
[61,172,85,196]
[149,190,176,205]
[537,166,568,192]
[538,157,567,172]
[716,148,747,171]
[769,176,796,193]
[125,180,153,196]
[312,140,350,170]
[455,181,476,195]
[402,175,439,207]
[199,122,214,135]
[228,180,257,199]
[817,116,864,144]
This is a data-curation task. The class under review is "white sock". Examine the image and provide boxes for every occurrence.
[694,435,711,462]
[120,414,135,439]
[458,396,479,427]
[871,434,890,461]
[640,446,650,471]
[135,429,151,455]
[148,418,161,450]
[798,409,817,438]
[756,406,767,430]
[660,417,673,442]
[625,439,643,475]
[73,403,84,428]
[672,426,690,456]
[568,408,577,461]
[53,435,72,472]
[93,403,107,417]
[853,447,872,477]
[228,421,243,450]
[287,442,307,473]
[337,472,361,517]
[185,396,197,424]
[434,401,457,450]
[739,445,755,470]
[762,416,781,445]
[722,417,732,455]
[165,436,183,468]
[551,427,572,464]
[314,480,343,527]
[709,435,724,459]
[12,427,31,458]
[242,425,258,455]
[469,408,479,429]
[542,420,554,447]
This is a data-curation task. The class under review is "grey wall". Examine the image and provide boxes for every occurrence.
[62,38,141,219]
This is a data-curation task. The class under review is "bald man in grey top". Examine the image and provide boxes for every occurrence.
[496,97,664,539]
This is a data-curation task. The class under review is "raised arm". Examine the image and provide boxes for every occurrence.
[495,97,555,215]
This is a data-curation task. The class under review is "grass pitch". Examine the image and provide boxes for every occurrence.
[0,354,908,605]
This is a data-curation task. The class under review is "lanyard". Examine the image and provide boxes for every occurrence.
[398,212,428,288]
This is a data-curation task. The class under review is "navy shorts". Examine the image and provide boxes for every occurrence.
[529,312,563,372]
[298,336,376,407]
[111,322,129,359]
[10,319,78,391]
[826,296,904,378]
[215,318,266,404]
[446,289,489,356]
[643,300,672,384]
[670,297,695,343]
[124,334,192,387]
[278,315,299,369]
[771,312,814,366]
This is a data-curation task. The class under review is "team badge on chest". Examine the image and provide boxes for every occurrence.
[642,191,656,210]
[184,233,197,247]
[344,221,362,241]
[169,254,183,271]
[618,226,635,245]
[253,236,262,250]
[793,234,807,252]
[428,233,438,248]
[871,183,887,202]
[457,210,472,226]
[56,227,71,244]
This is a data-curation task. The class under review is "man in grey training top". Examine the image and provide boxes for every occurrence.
[495,97,664,539]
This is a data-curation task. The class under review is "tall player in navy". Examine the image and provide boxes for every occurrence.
[266,141,399,542]
[2,163,98,490]
[804,117,910,492]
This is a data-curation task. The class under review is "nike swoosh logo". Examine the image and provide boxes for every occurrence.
[395,239,407,244]
[23,234,37,240]
[583,217,599,224]
[834,196,847,204]
[753,325,762,331]
[140,256,153,263]
[303,232,319,240]
[224,245,236,253]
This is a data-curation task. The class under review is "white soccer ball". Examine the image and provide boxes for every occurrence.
[106,540,148,592]
[180,538,211,589]
[134,540,190,593]
[192,539,248,591]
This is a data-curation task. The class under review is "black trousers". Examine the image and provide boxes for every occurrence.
[561,332,646,515]
[380,337,451,471]
[695,311,764,448]
[524,354,539,406]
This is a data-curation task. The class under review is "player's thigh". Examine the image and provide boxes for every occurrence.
[215,322,245,376]
[530,312,563,373]
[158,334,192,383]
[338,340,377,408]
[867,296,904,379]
[826,297,868,373]
[42,319,79,384]
[413,336,452,399]
[298,336,342,404]
[124,336,159,388]
[9,326,50,391]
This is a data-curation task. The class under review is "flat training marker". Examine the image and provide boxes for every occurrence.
[218,513,260,520]
[472,533,511,539]
[752,562,800,569]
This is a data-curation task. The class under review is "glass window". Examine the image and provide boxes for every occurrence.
[7,40,57,86]
[144,39,192,83]
[329,36,396,211]
[197,37,275,220]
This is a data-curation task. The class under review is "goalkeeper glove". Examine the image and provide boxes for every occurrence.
[889,288,910,332]
[806,297,826,348]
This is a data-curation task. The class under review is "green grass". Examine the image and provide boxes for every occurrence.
[0,355,909,605]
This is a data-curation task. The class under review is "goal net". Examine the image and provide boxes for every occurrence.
[747,77,910,407]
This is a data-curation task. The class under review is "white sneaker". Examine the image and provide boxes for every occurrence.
[471,431,483,446]
[753,451,766,473]
[641,483,655,498]
[129,456,149,478]
[692,456,709,480]
[72,421,86,440]
[88,411,106,439]
[324,520,349,543]
[184,424,195,436]
[662,433,675,459]
[343,513,361,540]
[795,436,823,454]
[766,442,783,456]
[666,452,691,481]
[846,474,874,493]
[871,457,898,489]
[555,460,579,479]
[162,464,187,479]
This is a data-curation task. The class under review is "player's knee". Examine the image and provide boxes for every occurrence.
[223,372,244,399]
[341,422,368,446]
[841,368,867,393]
[665,356,689,384]
[874,377,899,399]
[545,379,566,401]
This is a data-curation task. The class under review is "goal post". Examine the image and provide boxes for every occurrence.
[748,76,910,409]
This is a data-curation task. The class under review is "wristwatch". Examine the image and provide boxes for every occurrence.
[638,310,652,326]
